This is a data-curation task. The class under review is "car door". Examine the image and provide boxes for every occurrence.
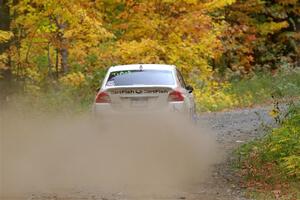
[176,69,196,116]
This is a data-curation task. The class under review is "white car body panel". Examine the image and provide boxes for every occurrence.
[93,64,196,119]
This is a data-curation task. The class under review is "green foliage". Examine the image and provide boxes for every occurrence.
[196,69,300,112]
[10,79,94,114]
[237,102,300,190]
[227,69,300,106]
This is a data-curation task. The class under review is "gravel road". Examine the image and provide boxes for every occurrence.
[1,106,275,200]
[193,107,274,200]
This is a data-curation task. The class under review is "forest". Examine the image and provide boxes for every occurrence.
[0,0,299,111]
[0,0,300,198]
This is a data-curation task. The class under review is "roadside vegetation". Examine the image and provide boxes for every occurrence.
[4,68,300,114]
[197,68,300,112]
[237,101,300,199]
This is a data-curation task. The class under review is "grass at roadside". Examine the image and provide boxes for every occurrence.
[236,101,300,200]
[245,186,300,200]
[228,69,300,106]
[197,68,300,112]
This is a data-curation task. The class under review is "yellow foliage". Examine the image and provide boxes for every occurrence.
[194,81,242,111]
[59,72,86,87]
[282,154,300,176]
[24,84,41,97]
[269,109,280,118]
[25,68,43,83]
[0,31,13,76]
[10,0,113,72]
[162,0,197,4]
[277,0,298,5]
[0,54,9,70]
[0,30,13,43]
[113,39,165,64]
[204,0,237,11]
[257,21,289,35]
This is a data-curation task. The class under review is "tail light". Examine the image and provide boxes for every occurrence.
[168,90,184,102]
[95,91,111,103]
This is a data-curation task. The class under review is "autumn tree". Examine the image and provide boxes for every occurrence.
[216,0,300,76]
[1,0,299,103]
[9,0,112,80]
[99,0,236,85]
[0,0,14,104]
[0,0,12,78]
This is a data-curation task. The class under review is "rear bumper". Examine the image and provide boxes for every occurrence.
[92,102,187,117]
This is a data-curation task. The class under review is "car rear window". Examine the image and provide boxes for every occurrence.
[106,70,175,86]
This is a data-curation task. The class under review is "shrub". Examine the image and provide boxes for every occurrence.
[238,102,300,189]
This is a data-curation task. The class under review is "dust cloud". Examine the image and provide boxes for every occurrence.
[0,108,221,199]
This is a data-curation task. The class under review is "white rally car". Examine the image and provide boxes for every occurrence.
[93,64,196,120]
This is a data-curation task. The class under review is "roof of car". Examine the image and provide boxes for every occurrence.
[108,64,176,72]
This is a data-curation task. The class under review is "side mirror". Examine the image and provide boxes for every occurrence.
[186,85,194,93]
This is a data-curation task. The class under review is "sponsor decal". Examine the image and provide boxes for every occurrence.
[111,89,169,94]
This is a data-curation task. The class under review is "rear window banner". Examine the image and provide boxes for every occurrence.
[106,70,174,86]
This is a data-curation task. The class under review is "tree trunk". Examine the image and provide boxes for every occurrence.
[60,45,68,73]
[47,42,54,79]
[55,48,59,78]
[56,21,69,74]
[0,0,12,106]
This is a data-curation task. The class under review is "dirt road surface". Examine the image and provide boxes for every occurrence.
[0,107,274,200]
